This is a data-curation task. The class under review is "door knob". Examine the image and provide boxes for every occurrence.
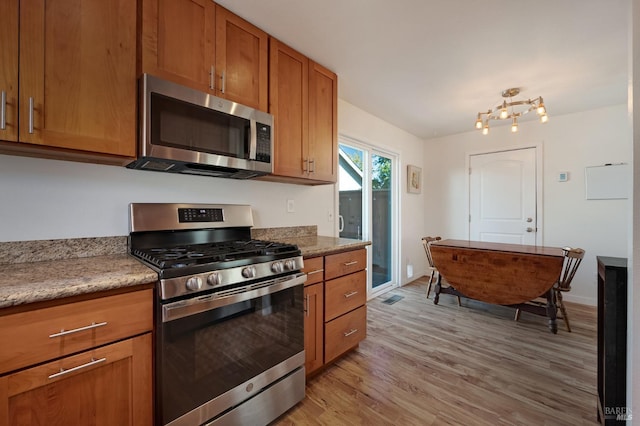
[526,227,534,232]
[526,217,533,223]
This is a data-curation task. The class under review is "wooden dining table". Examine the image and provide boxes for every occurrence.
[429,239,565,333]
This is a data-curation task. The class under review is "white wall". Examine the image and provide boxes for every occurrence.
[338,99,426,286]
[0,155,335,242]
[0,99,428,290]
[424,104,630,305]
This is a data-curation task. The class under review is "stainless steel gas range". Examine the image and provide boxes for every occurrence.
[128,203,306,426]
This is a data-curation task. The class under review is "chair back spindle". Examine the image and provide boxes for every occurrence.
[557,247,585,292]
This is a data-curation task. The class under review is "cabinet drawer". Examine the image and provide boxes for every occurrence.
[0,289,153,374]
[324,270,366,321]
[324,305,366,363]
[303,256,324,286]
[325,249,366,280]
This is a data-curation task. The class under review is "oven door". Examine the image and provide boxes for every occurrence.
[157,273,306,426]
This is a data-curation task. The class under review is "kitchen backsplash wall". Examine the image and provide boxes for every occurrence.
[0,154,336,242]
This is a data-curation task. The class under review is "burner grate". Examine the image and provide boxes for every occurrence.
[133,239,299,270]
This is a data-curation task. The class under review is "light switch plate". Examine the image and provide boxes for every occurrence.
[558,171,569,182]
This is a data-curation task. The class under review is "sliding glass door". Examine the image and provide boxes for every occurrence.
[338,138,398,297]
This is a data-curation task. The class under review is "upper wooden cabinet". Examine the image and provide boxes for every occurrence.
[0,0,137,163]
[139,0,216,93]
[140,0,268,111]
[268,38,338,184]
[308,61,338,183]
[215,5,268,111]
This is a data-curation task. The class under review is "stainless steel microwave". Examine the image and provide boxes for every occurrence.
[127,74,273,179]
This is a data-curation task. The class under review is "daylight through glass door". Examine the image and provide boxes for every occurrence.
[338,142,395,293]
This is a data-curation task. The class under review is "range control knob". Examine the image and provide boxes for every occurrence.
[186,277,203,291]
[284,259,297,271]
[242,266,256,279]
[207,273,221,286]
[271,261,284,274]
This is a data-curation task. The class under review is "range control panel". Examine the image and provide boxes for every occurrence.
[178,208,224,223]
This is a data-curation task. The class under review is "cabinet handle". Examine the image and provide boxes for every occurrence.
[307,269,324,275]
[309,158,315,173]
[1,91,6,130]
[343,328,358,337]
[210,65,215,91]
[49,321,108,338]
[48,357,107,379]
[304,294,310,316]
[343,261,358,266]
[221,70,226,94]
[302,158,309,173]
[344,291,358,298]
[28,97,34,134]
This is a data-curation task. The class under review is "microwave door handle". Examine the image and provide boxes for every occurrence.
[248,119,257,160]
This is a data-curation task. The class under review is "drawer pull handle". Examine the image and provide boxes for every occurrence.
[344,291,358,298]
[49,321,108,338]
[48,357,107,379]
[343,328,358,337]
[28,97,34,134]
[343,261,358,266]
[1,91,6,130]
[304,294,310,317]
[307,269,324,275]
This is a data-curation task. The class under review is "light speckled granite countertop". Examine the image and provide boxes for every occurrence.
[0,255,158,309]
[0,227,370,309]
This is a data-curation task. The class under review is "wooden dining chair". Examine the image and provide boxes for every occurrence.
[421,236,461,305]
[515,247,585,332]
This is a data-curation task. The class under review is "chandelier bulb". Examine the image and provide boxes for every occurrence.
[540,113,549,124]
[537,97,546,115]
[511,117,519,133]
[482,123,489,135]
[475,115,483,129]
[500,101,508,119]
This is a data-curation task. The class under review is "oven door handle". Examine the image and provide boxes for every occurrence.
[162,272,307,323]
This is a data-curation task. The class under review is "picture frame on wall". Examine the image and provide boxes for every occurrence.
[407,165,422,194]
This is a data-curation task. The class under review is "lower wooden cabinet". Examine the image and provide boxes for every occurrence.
[303,248,367,376]
[0,288,153,425]
[325,305,367,363]
[304,282,324,374]
[0,333,152,425]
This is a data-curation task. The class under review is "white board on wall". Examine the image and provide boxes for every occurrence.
[585,164,629,200]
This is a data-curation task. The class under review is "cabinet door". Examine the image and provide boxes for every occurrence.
[308,61,338,183]
[269,38,308,179]
[19,0,136,157]
[140,0,216,93]
[0,0,18,142]
[304,282,324,375]
[0,333,152,426]
[215,4,268,111]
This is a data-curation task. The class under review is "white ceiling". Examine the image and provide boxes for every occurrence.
[215,0,629,140]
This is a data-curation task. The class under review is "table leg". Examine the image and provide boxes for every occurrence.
[545,290,558,334]
[434,274,442,305]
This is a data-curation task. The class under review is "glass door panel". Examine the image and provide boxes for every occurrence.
[371,153,392,288]
[338,145,364,240]
[339,139,397,298]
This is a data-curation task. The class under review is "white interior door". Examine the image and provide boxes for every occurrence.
[469,148,539,244]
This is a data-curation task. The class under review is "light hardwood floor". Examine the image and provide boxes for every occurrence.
[275,277,598,425]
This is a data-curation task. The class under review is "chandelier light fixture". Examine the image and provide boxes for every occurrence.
[475,88,548,135]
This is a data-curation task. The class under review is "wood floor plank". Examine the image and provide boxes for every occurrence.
[274,277,598,425]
